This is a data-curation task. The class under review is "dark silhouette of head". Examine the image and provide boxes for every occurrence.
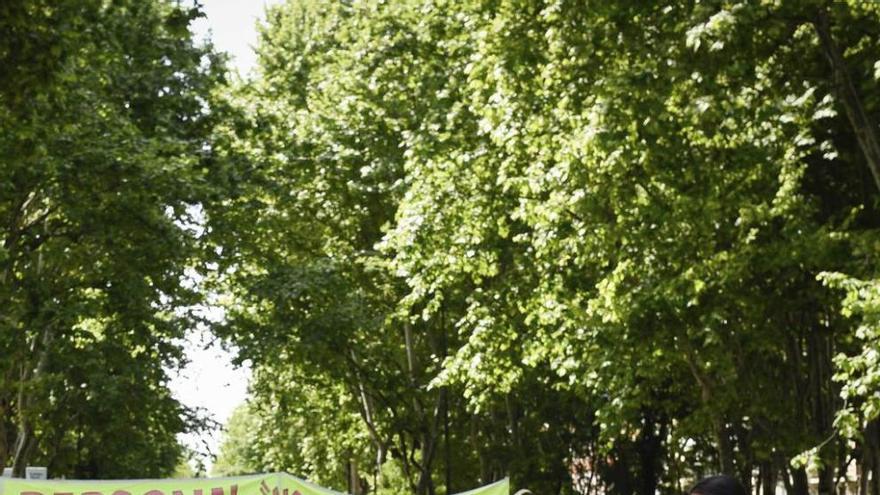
[689,475,747,495]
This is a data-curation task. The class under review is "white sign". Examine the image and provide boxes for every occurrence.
[25,467,48,480]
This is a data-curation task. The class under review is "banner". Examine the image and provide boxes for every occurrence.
[0,473,508,495]
[443,479,508,495]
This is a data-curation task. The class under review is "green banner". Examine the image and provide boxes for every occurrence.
[0,473,508,495]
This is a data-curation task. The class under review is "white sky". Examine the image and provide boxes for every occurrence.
[172,326,250,473]
[191,0,282,76]
[170,0,280,473]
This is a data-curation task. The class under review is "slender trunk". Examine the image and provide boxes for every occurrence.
[397,436,418,495]
[11,431,36,477]
[348,349,389,488]
[403,321,440,495]
[684,349,735,474]
[791,466,809,495]
[818,466,834,495]
[441,320,451,495]
[734,423,754,494]
[416,432,432,495]
[859,419,878,495]
[872,424,880,495]
[442,386,451,495]
[375,444,385,491]
[0,402,7,471]
[471,417,489,483]
[417,462,435,495]
[814,10,880,193]
[710,405,733,472]
[11,216,53,477]
[781,459,793,495]
[859,444,868,495]
[11,401,25,474]
[756,464,762,495]
[637,410,663,495]
[12,323,53,477]
[761,460,776,495]
[419,389,447,495]
[349,458,361,495]
[810,326,836,495]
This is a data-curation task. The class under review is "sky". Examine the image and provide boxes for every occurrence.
[169,0,279,473]
[191,0,281,76]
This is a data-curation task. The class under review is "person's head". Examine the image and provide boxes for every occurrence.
[689,475,746,495]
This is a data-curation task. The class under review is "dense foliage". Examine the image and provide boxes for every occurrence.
[0,0,226,478]
[4,0,880,494]
[208,1,880,495]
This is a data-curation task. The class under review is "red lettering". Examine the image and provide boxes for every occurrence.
[112,491,131,495]
[22,491,44,495]
[145,490,164,495]
[231,486,238,495]
[173,491,184,495]
[82,491,103,495]
[194,490,203,495]
[211,488,224,495]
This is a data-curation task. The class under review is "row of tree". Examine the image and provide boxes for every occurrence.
[207,1,880,495]
[0,0,226,478]
[2,1,880,494]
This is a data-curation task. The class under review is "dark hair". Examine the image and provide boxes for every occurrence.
[689,475,746,495]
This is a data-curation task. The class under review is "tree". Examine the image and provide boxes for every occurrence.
[0,0,227,477]
[212,403,261,477]
[209,0,880,493]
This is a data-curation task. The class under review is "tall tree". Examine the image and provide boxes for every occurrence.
[0,0,226,477]
[211,0,880,493]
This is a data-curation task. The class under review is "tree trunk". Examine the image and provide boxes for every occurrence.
[734,423,754,494]
[818,465,835,495]
[471,417,489,483]
[443,388,451,495]
[12,324,53,477]
[857,422,875,495]
[10,217,53,477]
[761,460,777,495]
[375,444,386,492]
[637,410,663,495]
[416,427,437,495]
[11,432,35,477]
[712,414,735,475]
[349,458,366,495]
[781,460,793,495]
[347,349,391,489]
[441,321,451,495]
[0,402,7,473]
[872,423,880,495]
[684,349,735,474]
[809,325,837,495]
[859,445,867,495]
[791,466,810,495]
[396,435,418,494]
